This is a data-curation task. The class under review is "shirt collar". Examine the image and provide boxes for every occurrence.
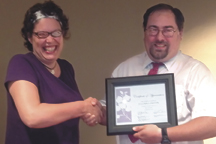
[163,51,181,71]
[142,52,153,69]
[142,50,181,71]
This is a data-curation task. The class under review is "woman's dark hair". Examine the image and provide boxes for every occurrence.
[143,3,184,31]
[21,1,69,51]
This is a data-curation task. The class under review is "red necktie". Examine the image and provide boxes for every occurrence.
[128,62,163,143]
[148,62,163,75]
[128,134,138,143]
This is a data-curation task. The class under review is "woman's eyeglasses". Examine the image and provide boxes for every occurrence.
[33,30,62,39]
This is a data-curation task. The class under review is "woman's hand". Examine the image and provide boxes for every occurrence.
[82,97,104,126]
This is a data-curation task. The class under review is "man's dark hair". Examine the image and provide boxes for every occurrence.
[143,3,184,31]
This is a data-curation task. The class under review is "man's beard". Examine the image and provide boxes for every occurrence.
[149,41,169,60]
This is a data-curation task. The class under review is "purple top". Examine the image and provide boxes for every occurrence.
[4,52,83,144]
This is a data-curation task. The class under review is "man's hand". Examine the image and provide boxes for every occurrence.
[81,97,103,126]
[133,124,162,143]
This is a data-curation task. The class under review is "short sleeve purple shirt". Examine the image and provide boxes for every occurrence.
[4,53,83,144]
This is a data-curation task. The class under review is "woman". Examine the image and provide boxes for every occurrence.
[4,1,101,144]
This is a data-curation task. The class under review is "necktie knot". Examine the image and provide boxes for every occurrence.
[148,62,163,75]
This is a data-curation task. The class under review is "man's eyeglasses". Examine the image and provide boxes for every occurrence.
[33,30,62,39]
[145,27,176,37]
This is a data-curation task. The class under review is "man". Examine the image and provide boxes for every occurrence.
[83,3,216,144]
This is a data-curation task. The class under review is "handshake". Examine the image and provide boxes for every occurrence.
[81,97,106,126]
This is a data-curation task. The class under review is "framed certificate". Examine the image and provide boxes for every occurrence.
[106,73,177,135]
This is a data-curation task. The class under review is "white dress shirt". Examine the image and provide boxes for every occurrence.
[101,51,216,144]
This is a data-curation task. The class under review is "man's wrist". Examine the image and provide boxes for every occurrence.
[161,128,171,144]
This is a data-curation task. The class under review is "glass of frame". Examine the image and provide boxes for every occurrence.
[105,73,177,135]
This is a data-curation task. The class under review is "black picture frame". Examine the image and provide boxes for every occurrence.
[106,73,177,136]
